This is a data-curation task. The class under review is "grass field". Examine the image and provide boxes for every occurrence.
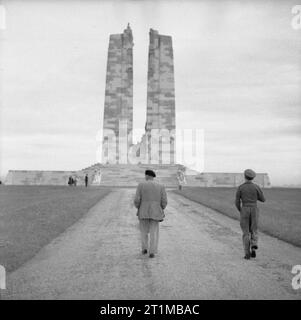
[0,186,111,272]
[174,187,301,247]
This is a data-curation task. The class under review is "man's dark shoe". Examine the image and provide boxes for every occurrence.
[251,249,256,258]
[149,253,155,258]
[142,249,147,255]
[244,253,251,260]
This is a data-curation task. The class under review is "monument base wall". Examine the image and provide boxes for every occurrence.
[183,172,271,188]
[5,164,271,188]
[4,164,182,187]
[5,170,84,186]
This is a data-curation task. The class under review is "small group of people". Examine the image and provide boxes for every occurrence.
[68,176,78,186]
[134,168,265,260]
[67,174,89,187]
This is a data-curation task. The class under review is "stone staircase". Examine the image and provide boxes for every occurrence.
[84,163,183,188]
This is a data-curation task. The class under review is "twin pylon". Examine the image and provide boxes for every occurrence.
[102,25,176,165]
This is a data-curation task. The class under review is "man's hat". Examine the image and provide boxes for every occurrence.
[244,169,256,179]
[145,169,156,178]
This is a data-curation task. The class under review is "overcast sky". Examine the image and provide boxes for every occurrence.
[0,0,300,186]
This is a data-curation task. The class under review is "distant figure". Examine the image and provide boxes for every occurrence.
[177,169,185,190]
[134,170,167,258]
[85,174,88,187]
[235,169,266,260]
[0,180,2,185]
[68,176,73,186]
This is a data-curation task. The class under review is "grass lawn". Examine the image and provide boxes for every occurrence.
[0,186,111,272]
[174,187,301,247]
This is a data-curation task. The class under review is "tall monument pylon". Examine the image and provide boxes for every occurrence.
[102,24,134,164]
[145,28,176,164]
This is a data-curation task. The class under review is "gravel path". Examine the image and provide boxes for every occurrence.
[2,188,301,299]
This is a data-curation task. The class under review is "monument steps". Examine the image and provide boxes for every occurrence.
[86,163,182,188]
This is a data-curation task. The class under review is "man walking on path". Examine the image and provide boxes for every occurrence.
[134,170,167,258]
[85,174,88,187]
[235,169,266,260]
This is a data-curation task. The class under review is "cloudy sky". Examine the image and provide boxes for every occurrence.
[0,0,300,186]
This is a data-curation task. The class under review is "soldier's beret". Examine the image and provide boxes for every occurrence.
[244,169,256,179]
[145,170,156,177]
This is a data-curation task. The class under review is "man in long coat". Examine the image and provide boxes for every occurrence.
[134,170,167,258]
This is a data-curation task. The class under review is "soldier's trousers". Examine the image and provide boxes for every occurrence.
[139,219,159,254]
[240,206,259,255]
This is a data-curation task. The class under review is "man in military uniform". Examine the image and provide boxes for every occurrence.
[134,170,167,258]
[235,169,266,259]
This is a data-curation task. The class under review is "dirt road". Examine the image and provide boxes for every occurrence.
[3,188,301,299]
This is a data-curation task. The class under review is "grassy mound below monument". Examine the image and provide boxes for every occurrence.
[0,186,111,272]
[174,187,301,247]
